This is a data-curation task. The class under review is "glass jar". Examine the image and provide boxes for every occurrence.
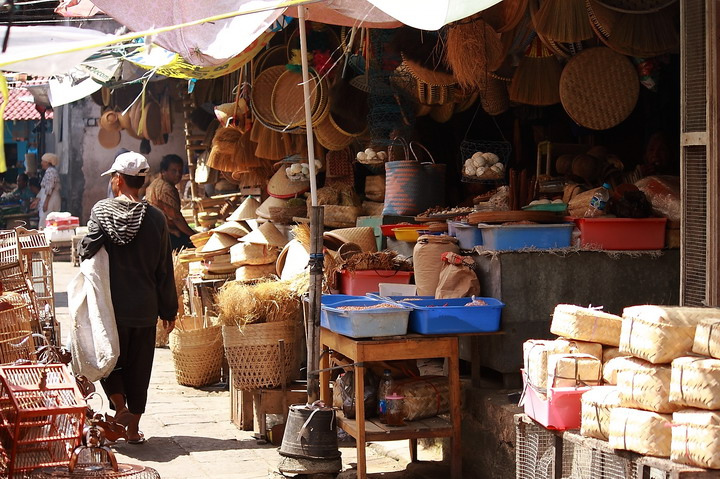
[385,393,405,427]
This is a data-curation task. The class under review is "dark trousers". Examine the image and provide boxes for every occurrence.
[101,324,157,415]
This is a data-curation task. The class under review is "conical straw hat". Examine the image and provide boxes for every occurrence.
[198,232,238,254]
[256,195,289,219]
[267,165,310,199]
[213,221,250,238]
[235,263,277,282]
[241,221,288,247]
[227,196,261,222]
[276,239,310,279]
[323,227,378,253]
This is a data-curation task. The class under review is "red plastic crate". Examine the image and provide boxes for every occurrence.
[338,269,413,296]
[576,218,667,250]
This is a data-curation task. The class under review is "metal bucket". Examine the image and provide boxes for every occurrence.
[279,404,341,459]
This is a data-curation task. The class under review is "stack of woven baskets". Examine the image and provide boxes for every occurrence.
[169,314,224,388]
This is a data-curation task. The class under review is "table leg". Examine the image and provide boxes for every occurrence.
[409,438,418,463]
[448,342,462,479]
[355,364,367,479]
[240,390,253,431]
[320,345,331,405]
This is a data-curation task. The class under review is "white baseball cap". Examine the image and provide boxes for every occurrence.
[101,152,150,177]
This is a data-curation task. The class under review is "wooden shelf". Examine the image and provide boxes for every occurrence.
[337,412,453,442]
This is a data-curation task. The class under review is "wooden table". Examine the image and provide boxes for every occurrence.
[319,328,462,479]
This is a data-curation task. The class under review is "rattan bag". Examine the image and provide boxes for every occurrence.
[222,320,296,390]
[169,316,223,388]
[672,409,720,469]
[551,304,622,346]
[581,386,621,440]
[617,361,677,413]
[669,356,720,410]
[620,306,713,364]
[692,318,720,358]
[609,407,672,457]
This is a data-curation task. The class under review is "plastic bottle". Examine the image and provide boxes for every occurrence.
[377,369,394,423]
[585,183,612,218]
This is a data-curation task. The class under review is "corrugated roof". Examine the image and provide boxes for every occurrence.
[3,85,54,121]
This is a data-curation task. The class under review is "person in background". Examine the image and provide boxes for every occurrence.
[28,178,41,211]
[39,153,62,227]
[108,148,130,199]
[0,173,35,205]
[78,151,177,445]
[145,154,195,251]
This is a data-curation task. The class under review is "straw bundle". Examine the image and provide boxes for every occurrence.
[547,353,602,388]
[581,386,621,440]
[444,16,504,92]
[620,306,715,364]
[292,223,311,251]
[217,276,308,327]
[533,0,593,43]
[207,127,243,172]
[602,355,642,385]
[672,409,720,469]
[692,318,720,358]
[551,304,623,346]
[609,407,672,457]
[617,361,677,413]
[670,357,720,410]
[509,37,562,106]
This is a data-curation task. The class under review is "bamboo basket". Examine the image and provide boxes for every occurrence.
[547,353,602,388]
[616,362,677,413]
[551,304,623,346]
[222,320,296,390]
[620,306,713,364]
[169,315,224,388]
[602,355,643,385]
[524,339,601,390]
[692,317,720,358]
[581,386,621,440]
[602,346,624,363]
[669,356,720,410]
[0,293,35,364]
[609,407,672,457]
[672,409,720,469]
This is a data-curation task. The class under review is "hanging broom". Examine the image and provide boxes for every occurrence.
[207,126,243,172]
[509,37,563,106]
[444,16,504,92]
[533,0,594,43]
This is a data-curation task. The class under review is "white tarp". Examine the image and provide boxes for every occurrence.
[0,26,112,75]
[366,0,503,30]
[286,0,401,28]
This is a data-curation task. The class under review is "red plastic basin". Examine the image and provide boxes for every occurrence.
[575,217,667,250]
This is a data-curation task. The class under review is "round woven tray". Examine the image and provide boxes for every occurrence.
[314,114,354,151]
[169,324,223,388]
[253,45,288,80]
[271,69,320,128]
[250,65,287,130]
[559,47,639,131]
[222,321,296,391]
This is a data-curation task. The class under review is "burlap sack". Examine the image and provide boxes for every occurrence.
[672,409,720,469]
[364,175,386,202]
[581,386,621,440]
[413,235,459,296]
[617,362,678,413]
[669,356,720,410]
[609,407,672,457]
[551,304,622,346]
[620,306,715,364]
[602,356,644,385]
[547,353,602,388]
[692,318,720,359]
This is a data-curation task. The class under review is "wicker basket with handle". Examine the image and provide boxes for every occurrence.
[169,315,224,388]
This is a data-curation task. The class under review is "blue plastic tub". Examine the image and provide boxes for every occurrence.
[454,223,483,250]
[447,220,461,237]
[320,295,370,328]
[322,299,411,338]
[403,297,505,334]
[478,224,573,251]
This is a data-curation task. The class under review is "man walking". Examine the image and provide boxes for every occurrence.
[79,151,177,444]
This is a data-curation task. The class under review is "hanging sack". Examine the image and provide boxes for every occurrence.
[435,252,480,299]
[413,235,460,297]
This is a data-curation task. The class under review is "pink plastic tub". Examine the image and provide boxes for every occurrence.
[520,370,589,430]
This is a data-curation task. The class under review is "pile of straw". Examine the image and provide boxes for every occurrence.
[445,16,504,92]
[217,276,309,327]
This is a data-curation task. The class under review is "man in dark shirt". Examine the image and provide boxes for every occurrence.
[79,151,177,444]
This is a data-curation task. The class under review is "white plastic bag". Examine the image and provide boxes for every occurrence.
[68,245,119,382]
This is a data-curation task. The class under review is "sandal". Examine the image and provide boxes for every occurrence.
[127,431,146,445]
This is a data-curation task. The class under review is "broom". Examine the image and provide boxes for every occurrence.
[444,16,504,92]
[509,37,563,106]
[207,126,243,172]
[533,0,594,43]
[481,0,529,33]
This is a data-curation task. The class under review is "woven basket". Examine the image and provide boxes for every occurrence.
[602,346,625,363]
[602,355,642,385]
[222,321,296,391]
[314,114,354,151]
[250,66,287,131]
[672,409,720,469]
[551,304,623,346]
[169,321,223,388]
[547,353,602,388]
[523,339,573,390]
[609,407,672,457]
[271,69,320,129]
[559,47,639,131]
[692,318,720,358]
[581,386,621,440]
[669,356,720,410]
[620,306,712,364]
[617,362,677,413]
[324,205,361,228]
[268,205,307,224]
[0,296,35,364]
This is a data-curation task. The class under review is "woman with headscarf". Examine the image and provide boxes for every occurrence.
[39,152,62,227]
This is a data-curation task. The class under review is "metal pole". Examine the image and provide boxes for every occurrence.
[298,6,323,403]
